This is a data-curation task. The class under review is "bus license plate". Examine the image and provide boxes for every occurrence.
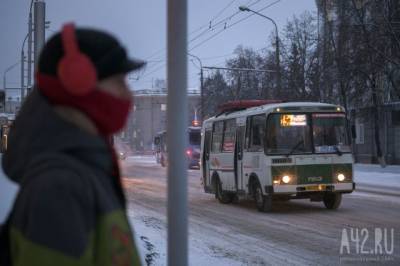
[306,185,326,191]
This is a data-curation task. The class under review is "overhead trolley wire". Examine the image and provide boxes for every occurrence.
[139,0,279,80]
[141,0,265,76]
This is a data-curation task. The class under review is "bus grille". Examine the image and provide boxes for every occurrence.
[272,158,293,164]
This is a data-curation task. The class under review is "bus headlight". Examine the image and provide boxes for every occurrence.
[337,173,346,182]
[282,175,291,184]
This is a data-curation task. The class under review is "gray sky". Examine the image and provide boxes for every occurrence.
[0,0,316,91]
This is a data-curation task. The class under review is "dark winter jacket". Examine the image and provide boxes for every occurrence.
[1,89,141,266]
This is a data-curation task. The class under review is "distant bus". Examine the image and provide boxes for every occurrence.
[154,130,166,165]
[201,100,355,212]
[154,126,201,168]
[0,113,15,153]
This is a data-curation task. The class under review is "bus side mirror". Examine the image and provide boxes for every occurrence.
[351,125,356,139]
[154,137,160,145]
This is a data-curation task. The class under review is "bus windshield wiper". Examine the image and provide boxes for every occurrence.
[334,145,343,156]
[286,140,304,157]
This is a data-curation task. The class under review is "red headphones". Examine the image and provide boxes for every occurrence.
[57,23,97,95]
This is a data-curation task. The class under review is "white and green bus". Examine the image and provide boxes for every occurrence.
[200,100,355,212]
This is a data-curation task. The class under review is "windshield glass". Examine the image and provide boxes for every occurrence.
[312,113,350,153]
[266,114,312,155]
[189,130,201,146]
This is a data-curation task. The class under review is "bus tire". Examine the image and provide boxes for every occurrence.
[216,179,233,204]
[323,192,342,210]
[254,182,273,212]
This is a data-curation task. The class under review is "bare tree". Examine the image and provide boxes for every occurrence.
[203,70,231,117]
[281,11,320,101]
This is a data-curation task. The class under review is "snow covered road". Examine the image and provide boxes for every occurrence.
[121,156,400,265]
[1,154,399,265]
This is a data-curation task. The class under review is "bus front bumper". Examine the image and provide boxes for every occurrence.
[268,182,355,195]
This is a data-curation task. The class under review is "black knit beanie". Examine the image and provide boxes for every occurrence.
[38,28,145,80]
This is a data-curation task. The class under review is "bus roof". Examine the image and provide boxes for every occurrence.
[156,126,201,136]
[204,102,344,124]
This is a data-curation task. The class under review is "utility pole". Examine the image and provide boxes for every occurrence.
[27,11,33,94]
[167,0,188,265]
[187,53,203,121]
[200,68,203,118]
[20,50,25,101]
[34,0,46,75]
[21,32,30,101]
[275,30,281,97]
[239,6,282,98]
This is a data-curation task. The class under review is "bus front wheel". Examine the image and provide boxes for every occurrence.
[216,179,233,204]
[323,192,342,210]
[254,182,272,212]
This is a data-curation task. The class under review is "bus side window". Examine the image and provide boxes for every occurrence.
[249,115,266,151]
[204,130,212,159]
[211,121,224,153]
[245,117,251,150]
[266,116,277,150]
[161,132,167,152]
[222,119,236,152]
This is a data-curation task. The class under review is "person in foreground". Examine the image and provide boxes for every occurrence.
[0,23,145,265]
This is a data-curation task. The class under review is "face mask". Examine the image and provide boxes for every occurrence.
[36,74,132,136]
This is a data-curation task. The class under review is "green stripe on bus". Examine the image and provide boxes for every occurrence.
[271,164,352,185]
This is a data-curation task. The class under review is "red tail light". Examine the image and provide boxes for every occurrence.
[186,149,192,157]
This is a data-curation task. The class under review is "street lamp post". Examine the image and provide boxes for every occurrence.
[3,62,20,113]
[3,62,20,91]
[239,6,282,98]
[21,33,29,101]
[187,53,204,122]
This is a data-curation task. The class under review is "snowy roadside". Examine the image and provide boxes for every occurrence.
[127,203,269,266]
[354,164,400,196]
[124,155,159,167]
[128,155,400,188]
[1,154,399,265]
[125,156,400,265]
[1,156,398,221]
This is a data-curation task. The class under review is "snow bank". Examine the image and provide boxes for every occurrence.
[354,164,400,188]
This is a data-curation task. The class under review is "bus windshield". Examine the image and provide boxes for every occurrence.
[312,113,350,153]
[266,113,350,155]
[266,114,312,155]
[189,130,201,146]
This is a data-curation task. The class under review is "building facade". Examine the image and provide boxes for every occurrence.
[316,0,400,164]
[351,103,400,164]
[120,88,201,153]
[4,88,22,114]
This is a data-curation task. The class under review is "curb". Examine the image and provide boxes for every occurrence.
[356,183,400,197]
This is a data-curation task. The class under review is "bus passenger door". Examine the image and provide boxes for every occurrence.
[202,130,212,188]
[235,126,245,191]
